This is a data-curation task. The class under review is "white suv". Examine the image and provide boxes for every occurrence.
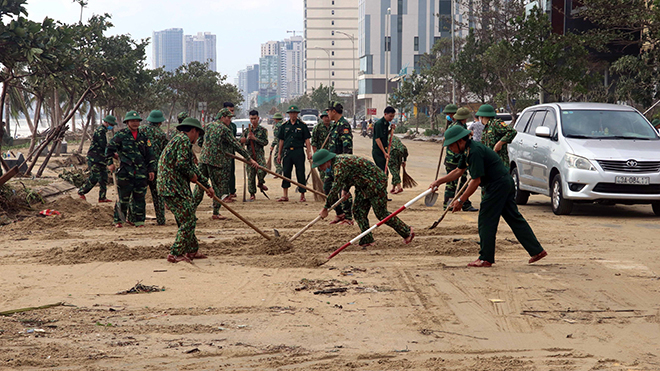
[508,102,660,215]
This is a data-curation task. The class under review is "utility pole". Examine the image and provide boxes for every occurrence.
[451,0,456,105]
[385,7,391,106]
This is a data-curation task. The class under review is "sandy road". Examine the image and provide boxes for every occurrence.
[0,125,658,370]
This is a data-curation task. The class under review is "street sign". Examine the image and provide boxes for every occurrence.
[198,102,207,111]
[367,108,377,116]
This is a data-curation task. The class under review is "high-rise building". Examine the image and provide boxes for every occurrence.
[258,55,279,106]
[152,28,184,72]
[304,0,359,97]
[238,64,260,110]
[184,32,217,71]
[279,36,304,101]
[261,41,280,57]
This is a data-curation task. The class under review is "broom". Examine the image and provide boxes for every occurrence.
[309,159,325,201]
[402,165,417,188]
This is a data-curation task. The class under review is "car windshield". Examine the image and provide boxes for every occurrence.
[302,115,317,121]
[561,110,658,140]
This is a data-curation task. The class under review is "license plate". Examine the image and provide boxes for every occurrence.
[615,176,650,185]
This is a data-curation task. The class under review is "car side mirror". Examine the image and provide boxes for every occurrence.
[535,126,551,138]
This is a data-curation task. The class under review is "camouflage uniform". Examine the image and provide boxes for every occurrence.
[106,128,156,225]
[326,155,411,246]
[157,132,210,256]
[140,123,168,224]
[241,125,268,195]
[482,118,517,169]
[325,116,353,219]
[193,121,252,214]
[78,125,109,200]
[271,120,284,175]
[444,121,473,210]
[311,121,332,182]
[371,116,390,171]
[228,121,238,195]
[387,136,408,186]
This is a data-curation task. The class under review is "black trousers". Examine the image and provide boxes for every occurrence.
[281,148,306,193]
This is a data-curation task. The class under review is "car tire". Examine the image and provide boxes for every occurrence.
[652,202,660,216]
[551,174,573,215]
[511,167,529,205]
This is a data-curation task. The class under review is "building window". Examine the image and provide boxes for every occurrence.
[332,20,335,26]
[414,36,419,51]
[332,40,335,45]
[331,51,335,56]
[439,0,451,35]
[331,30,335,36]
[332,81,335,86]
[384,36,391,52]
[331,10,334,15]
[332,71,335,76]
[332,0,334,4]
[332,61,335,66]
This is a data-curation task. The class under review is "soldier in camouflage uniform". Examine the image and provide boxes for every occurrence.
[270,112,284,176]
[372,106,396,172]
[387,135,408,194]
[311,111,332,182]
[477,104,517,170]
[140,110,169,224]
[157,118,215,263]
[325,101,354,224]
[78,115,115,203]
[276,105,313,202]
[241,110,269,200]
[314,150,415,247]
[106,111,156,228]
[193,108,257,219]
[224,102,238,200]
[177,111,188,124]
[444,107,478,212]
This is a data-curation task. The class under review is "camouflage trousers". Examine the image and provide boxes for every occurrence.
[78,161,108,200]
[114,176,148,225]
[444,162,473,211]
[353,187,411,246]
[273,144,283,175]
[323,172,353,219]
[246,152,267,195]
[388,152,404,186]
[229,159,237,195]
[193,163,228,215]
[162,195,199,256]
[148,172,166,225]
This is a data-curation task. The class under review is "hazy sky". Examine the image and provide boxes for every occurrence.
[24,0,304,83]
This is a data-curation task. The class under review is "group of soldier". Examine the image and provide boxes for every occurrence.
[76,100,547,266]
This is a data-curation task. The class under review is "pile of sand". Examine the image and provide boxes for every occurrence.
[19,196,114,230]
[35,241,168,265]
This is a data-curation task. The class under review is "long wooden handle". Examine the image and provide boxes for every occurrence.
[384,127,394,175]
[289,196,346,242]
[434,140,446,180]
[195,181,271,240]
[226,153,326,199]
[438,178,471,220]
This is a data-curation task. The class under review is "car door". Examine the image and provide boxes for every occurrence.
[531,108,558,193]
[514,110,541,188]
[523,110,548,189]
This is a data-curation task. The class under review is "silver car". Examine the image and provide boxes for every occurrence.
[508,102,660,215]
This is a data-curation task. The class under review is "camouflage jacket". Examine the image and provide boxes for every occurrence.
[271,121,284,148]
[87,125,108,165]
[106,128,156,179]
[390,136,408,161]
[325,155,386,209]
[482,118,517,167]
[328,116,353,154]
[445,121,468,166]
[311,122,332,150]
[157,132,209,198]
[139,124,168,163]
[241,125,269,158]
[199,121,252,168]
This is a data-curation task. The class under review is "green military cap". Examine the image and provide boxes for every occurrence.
[103,115,117,125]
[177,117,204,135]
[273,112,284,120]
[286,105,300,113]
[443,104,458,114]
[215,108,234,120]
[652,118,660,128]
[327,101,343,111]
[475,104,497,118]
[443,125,471,147]
[312,149,336,168]
[453,107,471,121]
[123,110,142,123]
[320,110,329,117]
[147,110,166,123]
[177,111,189,120]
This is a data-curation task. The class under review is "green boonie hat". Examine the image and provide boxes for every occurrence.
[177,111,189,120]
[443,125,472,147]
[443,104,458,114]
[652,119,660,128]
[273,112,283,120]
[453,107,471,121]
[320,110,329,117]
[475,104,497,118]
[312,149,336,168]
[147,110,165,123]
[123,110,142,123]
[177,117,204,135]
[103,115,117,125]
[215,108,234,120]
[286,105,300,113]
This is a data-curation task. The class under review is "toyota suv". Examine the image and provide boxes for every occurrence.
[508,102,660,215]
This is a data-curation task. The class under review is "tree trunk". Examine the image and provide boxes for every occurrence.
[27,98,43,155]
[77,105,94,153]
[35,136,62,177]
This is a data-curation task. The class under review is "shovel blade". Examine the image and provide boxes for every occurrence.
[428,214,446,230]
[424,192,438,207]
[274,229,280,237]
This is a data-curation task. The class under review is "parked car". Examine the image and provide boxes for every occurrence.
[301,114,318,131]
[232,119,249,139]
[496,112,513,125]
[508,102,660,215]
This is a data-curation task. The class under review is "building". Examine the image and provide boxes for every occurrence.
[238,64,260,110]
[258,55,279,106]
[279,36,305,101]
[152,28,184,72]
[261,41,280,57]
[357,0,467,115]
[304,0,359,97]
[184,32,217,71]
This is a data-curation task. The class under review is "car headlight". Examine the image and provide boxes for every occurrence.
[565,153,596,171]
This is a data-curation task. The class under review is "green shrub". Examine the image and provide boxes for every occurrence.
[424,128,441,136]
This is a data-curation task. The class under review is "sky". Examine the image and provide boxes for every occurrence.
[23,0,304,83]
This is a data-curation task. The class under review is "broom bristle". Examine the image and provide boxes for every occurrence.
[402,168,418,188]
[266,154,272,170]
[311,168,325,201]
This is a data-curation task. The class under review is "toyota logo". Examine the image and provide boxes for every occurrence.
[626,159,638,168]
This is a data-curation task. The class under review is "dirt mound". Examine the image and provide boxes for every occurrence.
[18,196,114,229]
[35,241,168,265]
[428,238,479,256]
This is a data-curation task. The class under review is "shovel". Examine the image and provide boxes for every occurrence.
[429,178,471,229]
[112,172,126,223]
[424,139,446,207]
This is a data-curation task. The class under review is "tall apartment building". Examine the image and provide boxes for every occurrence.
[258,55,279,106]
[152,28,184,72]
[184,32,217,72]
[304,0,359,96]
[279,36,304,101]
[238,64,260,110]
[357,0,467,114]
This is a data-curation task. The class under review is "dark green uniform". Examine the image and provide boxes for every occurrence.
[139,123,168,224]
[78,125,109,200]
[326,155,411,246]
[444,121,474,210]
[325,116,353,219]
[482,118,517,169]
[278,118,310,192]
[271,120,284,175]
[458,140,543,263]
[372,117,390,171]
[388,136,408,186]
[241,125,268,195]
[157,132,210,256]
[106,128,156,225]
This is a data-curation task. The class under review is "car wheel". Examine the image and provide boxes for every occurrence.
[511,167,529,205]
[551,174,573,215]
[652,202,660,216]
